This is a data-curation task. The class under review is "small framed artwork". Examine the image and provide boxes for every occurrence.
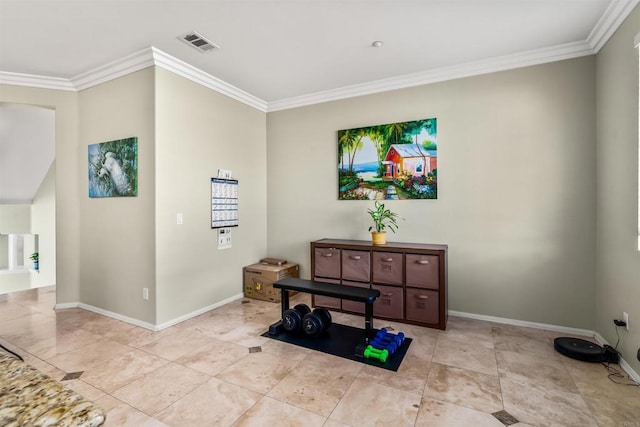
[88,137,138,198]
[338,118,437,200]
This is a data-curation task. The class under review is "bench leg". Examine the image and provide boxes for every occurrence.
[280,289,290,319]
[364,302,374,343]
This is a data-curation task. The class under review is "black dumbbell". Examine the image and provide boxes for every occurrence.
[302,308,332,338]
[282,304,311,334]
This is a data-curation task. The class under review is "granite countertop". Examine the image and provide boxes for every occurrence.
[0,351,105,427]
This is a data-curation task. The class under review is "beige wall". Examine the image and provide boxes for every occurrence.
[0,205,31,233]
[596,5,640,373]
[0,86,79,303]
[78,69,156,324]
[154,68,267,324]
[267,56,597,329]
[31,161,56,286]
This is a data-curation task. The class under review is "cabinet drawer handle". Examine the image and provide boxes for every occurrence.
[382,257,393,262]
[382,292,393,297]
[416,260,429,265]
[322,253,333,257]
[415,294,429,300]
[350,255,361,260]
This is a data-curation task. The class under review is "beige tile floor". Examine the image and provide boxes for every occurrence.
[1,285,639,426]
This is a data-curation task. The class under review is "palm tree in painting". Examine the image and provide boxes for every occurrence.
[349,128,368,172]
[386,121,408,145]
[338,129,356,173]
[367,125,386,177]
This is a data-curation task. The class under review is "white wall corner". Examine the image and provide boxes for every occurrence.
[150,47,268,112]
[72,47,156,91]
[588,0,640,52]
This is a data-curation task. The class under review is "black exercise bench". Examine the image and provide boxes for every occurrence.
[272,277,380,339]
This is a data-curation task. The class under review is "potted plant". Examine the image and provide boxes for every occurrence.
[30,252,39,271]
[367,201,399,245]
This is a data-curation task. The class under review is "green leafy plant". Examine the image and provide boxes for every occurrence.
[30,252,38,262]
[367,201,400,233]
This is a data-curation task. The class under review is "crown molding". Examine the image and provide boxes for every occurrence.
[267,40,595,112]
[72,47,155,91]
[588,0,640,52]
[150,47,267,112]
[2,0,635,113]
[0,71,75,91]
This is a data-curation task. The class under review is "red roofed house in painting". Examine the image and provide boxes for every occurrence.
[383,144,437,181]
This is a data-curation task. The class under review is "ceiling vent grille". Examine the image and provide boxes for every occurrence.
[179,31,219,53]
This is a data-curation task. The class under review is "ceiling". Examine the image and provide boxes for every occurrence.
[0,1,637,204]
[0,0,637,104]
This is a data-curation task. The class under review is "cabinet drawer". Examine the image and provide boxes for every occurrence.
[405,254,439,289]
[372,251,403,285]
[312,277,341,309]
[314,248,341,279]
[405,288,439,324]
[372,284,404,320]
[341,281,370,314]
[341,250,370,282]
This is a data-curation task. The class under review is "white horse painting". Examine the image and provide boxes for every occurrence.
[98,152,131,195]
[88,137,137,198]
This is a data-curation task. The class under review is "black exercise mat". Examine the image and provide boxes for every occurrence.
[262,323,412,372]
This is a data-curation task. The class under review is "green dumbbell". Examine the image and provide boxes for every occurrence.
[363,345,389,363]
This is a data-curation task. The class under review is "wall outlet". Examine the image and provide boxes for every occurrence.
[143,287,149,300]
[623,312,629,331]
[176,213,183,225]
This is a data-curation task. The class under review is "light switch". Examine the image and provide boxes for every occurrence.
[177,213,183,225]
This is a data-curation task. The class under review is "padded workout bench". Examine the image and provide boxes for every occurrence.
[271,277,380,340]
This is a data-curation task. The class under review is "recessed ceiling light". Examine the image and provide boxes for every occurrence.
[179,31,220,53]
[371,41,384,48]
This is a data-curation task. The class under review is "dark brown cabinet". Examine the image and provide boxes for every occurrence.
[311,239,448,330]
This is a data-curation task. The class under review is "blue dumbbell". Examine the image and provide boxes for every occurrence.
[370,332,405,354]
[375,332,405,347]
[370,340,398,354]
[373,328,388,340]
[371,334,403,353]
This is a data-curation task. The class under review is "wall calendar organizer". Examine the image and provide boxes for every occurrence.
[211,178,238,228]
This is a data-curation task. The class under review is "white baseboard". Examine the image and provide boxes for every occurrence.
[54,302,79,310]
[77,303,157,331]
[155,292,244,330]
[448,310,639,384]
[54,292,245,332]
[593,333,640,384]
[448,310,596,337]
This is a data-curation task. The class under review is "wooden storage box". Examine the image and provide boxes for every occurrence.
[243,262,299,302]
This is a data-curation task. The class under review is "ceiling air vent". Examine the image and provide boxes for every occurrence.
[179,31,219,53]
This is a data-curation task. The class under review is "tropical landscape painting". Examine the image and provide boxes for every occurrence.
[338,118,437,200]
[88,137,138,198]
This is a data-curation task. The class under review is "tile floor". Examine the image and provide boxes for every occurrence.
[1,286,639,426]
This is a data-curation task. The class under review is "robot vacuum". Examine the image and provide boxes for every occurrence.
[553,337,606,363]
